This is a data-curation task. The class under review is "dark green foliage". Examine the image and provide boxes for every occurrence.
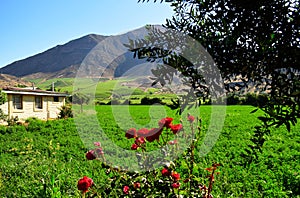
[226,94,240,105]
[136,0,299,162]
[140,97,164,105]
[58,104,73,119]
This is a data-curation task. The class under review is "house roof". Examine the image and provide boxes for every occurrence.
[2,87,69,97]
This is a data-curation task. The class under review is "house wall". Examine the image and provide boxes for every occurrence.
[0,101,8,115]
[0,94,65,120]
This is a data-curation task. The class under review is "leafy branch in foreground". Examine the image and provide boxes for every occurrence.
[135,0,300,162]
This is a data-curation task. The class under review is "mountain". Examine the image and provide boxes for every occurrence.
[0,28,153,80]
[0,34,107,78]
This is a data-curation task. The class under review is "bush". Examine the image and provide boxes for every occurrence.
[243,93,258,106]
[77,115,220,197]
[226,94,240,105]
[58,104,73,119]
[257,94,269,107]
[140,97,164,105]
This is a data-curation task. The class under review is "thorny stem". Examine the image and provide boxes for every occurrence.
[207,169,215,197]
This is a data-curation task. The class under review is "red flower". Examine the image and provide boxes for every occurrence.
[95,148,104,156]
[146,128,162,142]
[158,117,173,128]
[161,168,171,176]
[170,124,183,134]
[123,185,130,194]
[133,182,141,189]
[131,143,139,150]
[168,140,178,145]
[86,150,96,160]
[77,176,93,193]
[137,128,150,137]
[94,142,101,147]
[171,172,180,181]
[187,115,195,123]
[172,182,180,189]
[125,128,137,139]
[135,137,146,145]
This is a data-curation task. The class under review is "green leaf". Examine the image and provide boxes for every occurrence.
[250,108,259,114]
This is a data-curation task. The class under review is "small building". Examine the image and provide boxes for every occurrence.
[0,87,69,120]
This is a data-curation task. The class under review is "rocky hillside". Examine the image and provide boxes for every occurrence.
[0,34,107,78]
[0,28,151,80]
[0,74,32,88]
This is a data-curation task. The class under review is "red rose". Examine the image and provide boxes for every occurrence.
[135,137,146,145]
[161,168,171,176]
[131,143,139,150]
[123,185,130,194]
[126,128,137,139]
[170,124,183,134]
[86,150,96,160]
[172,182,180,189]
[137,128,149,137]
[168,140,178,145]
[171,172,180,181]
[187,115,195,123]
[158,117,173,128]
[77,176,93,193]
[146,128,162,142]
[95,148,104,156]
[133,182,141,189]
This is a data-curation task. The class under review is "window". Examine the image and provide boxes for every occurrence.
[35,96,43,109]
[13,95,23,110]
[53,96,59,102]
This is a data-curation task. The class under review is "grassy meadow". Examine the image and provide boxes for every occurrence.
[0,105,299,197]
[25,77,176,104]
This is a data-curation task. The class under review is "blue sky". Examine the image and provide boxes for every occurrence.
[0,0,174,68]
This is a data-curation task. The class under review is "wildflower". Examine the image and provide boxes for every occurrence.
[171,172,180,181]
[187,115,195,123]
[168,140,178,145]
[94,142,101,147]
[131,143,139,150]
[133,182,141,189]
[158,117,173,128]
[146,128,162,142]
[170,124,183,134]
[172,182,180,189]
[95,148,104,155]
[77,176,93,193]
[137,128,149,137]
[123,185,130,194]
[135,137,146,145]
[161,168,171,176]
[86,150,96,160]
[125,128,137,139]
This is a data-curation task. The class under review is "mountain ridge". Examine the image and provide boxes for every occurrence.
[0,34,108,78]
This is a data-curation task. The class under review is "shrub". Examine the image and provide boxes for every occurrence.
[77,115,220,197]
[226,94,240,105]
[243,93,258,106]
[140,97,164,105]
[58,104,73,119]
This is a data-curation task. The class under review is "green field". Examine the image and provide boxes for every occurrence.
[26,77,176,104]
[0,105,299,197]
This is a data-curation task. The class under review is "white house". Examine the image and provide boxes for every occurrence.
[0,87,69,120]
